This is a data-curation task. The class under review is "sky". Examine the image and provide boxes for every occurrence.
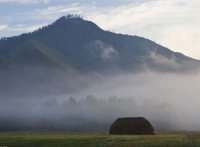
[0,0,200,59]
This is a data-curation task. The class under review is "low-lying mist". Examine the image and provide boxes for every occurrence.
[1,71,200,131]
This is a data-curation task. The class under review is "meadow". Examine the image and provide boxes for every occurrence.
[0,131,200,147]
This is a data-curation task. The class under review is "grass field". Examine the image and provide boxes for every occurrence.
[0,131,200,147]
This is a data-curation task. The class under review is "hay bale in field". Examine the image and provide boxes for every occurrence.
[109,117,154,135]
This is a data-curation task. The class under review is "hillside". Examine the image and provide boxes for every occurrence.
[0,15,199,98]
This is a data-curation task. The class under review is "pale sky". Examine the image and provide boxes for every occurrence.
[0,0,200,59]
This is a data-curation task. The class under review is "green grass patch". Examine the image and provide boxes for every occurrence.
[0,132,200,147]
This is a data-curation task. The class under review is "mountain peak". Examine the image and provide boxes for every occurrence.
[56,14,83,22]
[53,15,85,26]
[51,15,102,32]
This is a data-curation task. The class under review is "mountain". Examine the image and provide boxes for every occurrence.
[0,15,199,98]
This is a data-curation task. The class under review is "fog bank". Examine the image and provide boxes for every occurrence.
[1,71,200,131]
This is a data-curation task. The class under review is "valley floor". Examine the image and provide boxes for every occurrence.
[0,131,200,147]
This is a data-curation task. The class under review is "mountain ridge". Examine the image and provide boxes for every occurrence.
[0,16,198,65]
[0,15,199,98]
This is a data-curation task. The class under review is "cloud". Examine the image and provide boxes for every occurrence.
[0,23,47,38]
[90,40,118,61]
[10,23,47,32]
[0,24,7,31]
[149,51,180,69]
[0,0,49,4]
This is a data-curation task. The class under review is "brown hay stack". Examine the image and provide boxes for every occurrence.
[109,117,154,135]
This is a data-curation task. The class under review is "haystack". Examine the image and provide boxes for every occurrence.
[109,117,154,135]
